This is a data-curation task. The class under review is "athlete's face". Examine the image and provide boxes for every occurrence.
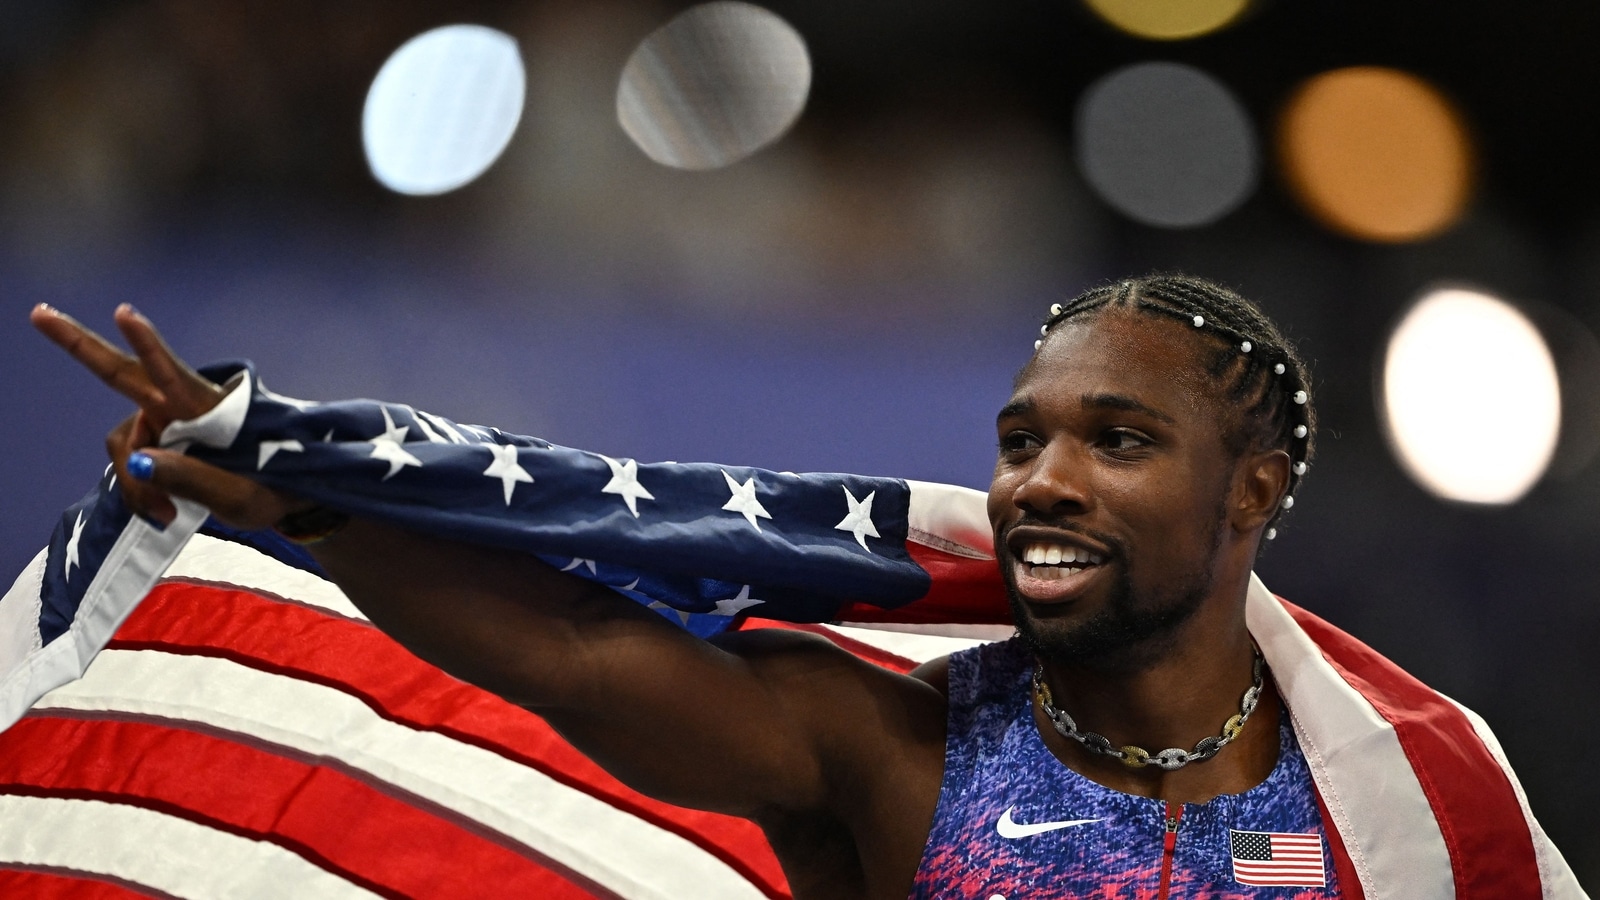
[988,309,1240,668]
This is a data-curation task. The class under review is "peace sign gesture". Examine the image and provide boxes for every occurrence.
[31,303,307,529]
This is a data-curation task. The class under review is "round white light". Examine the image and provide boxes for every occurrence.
[617,2,811,170]
[1381,288,1561,504]
[363,25,526,196]
[1075,61,1258,228]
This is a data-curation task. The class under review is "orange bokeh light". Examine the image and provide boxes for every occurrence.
[1278,67,1474,242]
[1082,0,1251,41]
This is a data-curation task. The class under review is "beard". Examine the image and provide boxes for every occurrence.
[1002,510,1225,672]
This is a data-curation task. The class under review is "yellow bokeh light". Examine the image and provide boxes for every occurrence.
[1082,0,1252,41]
[1279,67,1474,242]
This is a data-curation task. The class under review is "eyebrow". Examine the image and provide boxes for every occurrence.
[1081,392,1176,425]
[996,398,1033,423]
[996,393,1176,426]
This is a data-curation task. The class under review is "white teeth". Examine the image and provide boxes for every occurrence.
[1020,542,1103,568]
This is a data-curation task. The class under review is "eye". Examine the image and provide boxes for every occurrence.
[1099,428,1152,454]
[998,430,1042,456]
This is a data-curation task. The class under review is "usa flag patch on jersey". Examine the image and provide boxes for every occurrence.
[1230,829,1326,887]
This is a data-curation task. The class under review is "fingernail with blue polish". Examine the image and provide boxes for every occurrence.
[127,452,155,481]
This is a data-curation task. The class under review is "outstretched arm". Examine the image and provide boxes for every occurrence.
[30,304,947,825]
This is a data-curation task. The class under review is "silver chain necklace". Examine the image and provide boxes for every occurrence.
[1032,647,1264,771]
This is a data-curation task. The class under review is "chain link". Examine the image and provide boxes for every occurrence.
[1033,647,1264,771]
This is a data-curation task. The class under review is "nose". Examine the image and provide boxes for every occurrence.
[1009,443,1093,516]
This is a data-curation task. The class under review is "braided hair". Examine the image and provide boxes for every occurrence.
[1034,274,1316,538]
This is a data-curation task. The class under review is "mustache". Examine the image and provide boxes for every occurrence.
[997,515,1122,558]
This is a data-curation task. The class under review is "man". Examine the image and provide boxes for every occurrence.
[28,275,1583,898]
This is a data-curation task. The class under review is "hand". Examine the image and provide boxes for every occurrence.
[32,303,309,529]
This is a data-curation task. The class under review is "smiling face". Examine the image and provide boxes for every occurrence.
[989,307,1247,668]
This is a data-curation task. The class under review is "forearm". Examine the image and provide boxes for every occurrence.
[303,516,837,816]
[305,517,688,710]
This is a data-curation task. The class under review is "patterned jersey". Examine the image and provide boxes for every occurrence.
[910,639,1341,899]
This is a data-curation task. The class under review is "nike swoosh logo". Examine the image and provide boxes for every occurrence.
[995,806,1103,839]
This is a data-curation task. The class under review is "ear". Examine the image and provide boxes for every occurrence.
[1229,448,1291,534]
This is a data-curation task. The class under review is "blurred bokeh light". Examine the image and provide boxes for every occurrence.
[1081,0,1252,40]
[1381,288,1561,504]
[362,24,526,196]
[1075,61,1257,228]
[1279,67,1473,242]
[616,1,810,171]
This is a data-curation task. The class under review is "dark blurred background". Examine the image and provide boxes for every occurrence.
[3,0,1597,889]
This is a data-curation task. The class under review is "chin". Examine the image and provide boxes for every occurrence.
[1005,565,1209,672]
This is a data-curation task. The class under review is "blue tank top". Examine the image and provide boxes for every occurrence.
[910,639,1342,899]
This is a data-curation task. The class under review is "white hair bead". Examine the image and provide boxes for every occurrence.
[1041,324,1049,336]
[1293,461,1308,475]
[1274,363,1286,375]
[1192,315,1205,327]
[1293,390,1308,405]
[1050,303,1063,316]
[1294,425,1308,438]
[1241,341,1252,353]
[1265,527,1277,541]
[1281,495,1295,509]
[1034,339,1043,350]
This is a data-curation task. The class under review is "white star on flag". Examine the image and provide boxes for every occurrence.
[647,601,693,626]
[720,470,772,531]
[560,558,598,575]
[482,444,534,505]
[257,439,304,470]
[835,487,880,552]
[714,585,765,617]
[416,410,468,444]
[63,511,86,583]
[369,407,423,481]
[600,455,654,518]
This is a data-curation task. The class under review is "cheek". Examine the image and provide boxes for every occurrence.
[1096,465,1216,536]
[986,471,1016,528]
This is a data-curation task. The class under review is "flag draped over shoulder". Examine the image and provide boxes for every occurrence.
[0,365,1586,899]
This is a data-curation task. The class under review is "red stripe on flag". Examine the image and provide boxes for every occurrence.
[109,580,792,899]
[0,868,161,900]
[1283,599,1542,900]
[834,542,1008,625]
[0,717,603,900]
[735,618,919,673]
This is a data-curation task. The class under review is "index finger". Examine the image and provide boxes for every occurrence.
[30,304,167,408]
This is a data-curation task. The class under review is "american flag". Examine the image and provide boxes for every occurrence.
[0,363,1579,899]
[1230,829,1326,887]
[0,518,994,898]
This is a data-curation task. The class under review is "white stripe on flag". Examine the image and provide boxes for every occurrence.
[1447,697,1589,900]
[0,498,207,733]
[1245,575,1453,900]
[163,534,368,622]
[822,623,992,664]
[33,649,766,900]
[0,548,46,675]
[0,794,383,899]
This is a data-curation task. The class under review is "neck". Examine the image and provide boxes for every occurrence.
[1031,573,1281,803]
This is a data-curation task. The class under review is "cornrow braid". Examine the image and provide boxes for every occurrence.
[1034,274,1316,539]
